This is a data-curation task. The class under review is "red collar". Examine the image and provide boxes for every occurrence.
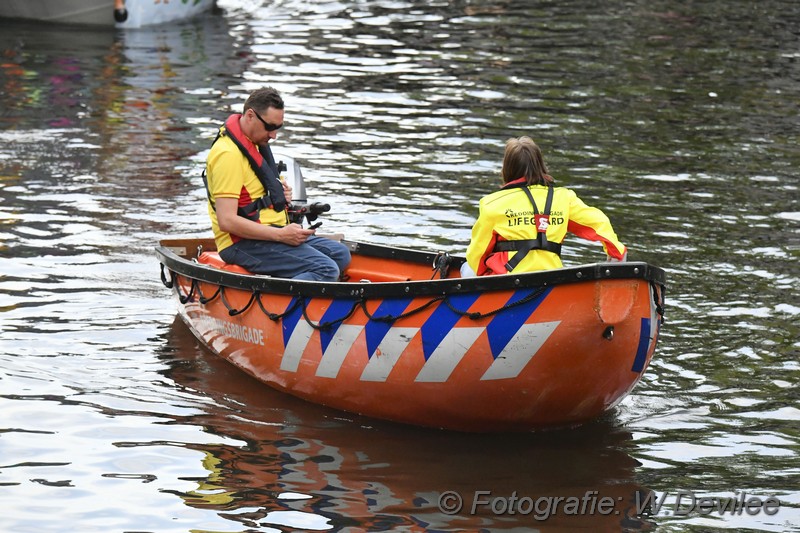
[224,114,262,163]
[502,177,528,189]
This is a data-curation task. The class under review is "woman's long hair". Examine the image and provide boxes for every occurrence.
[501,136,554,186]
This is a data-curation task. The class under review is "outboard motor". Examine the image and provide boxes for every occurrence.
[274,152,330,229]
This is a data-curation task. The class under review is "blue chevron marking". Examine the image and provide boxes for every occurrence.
[632,318,651,373]
[364,297,414,358]
[281,297,304,348]
[486,287,552,359]
[319,299,358,353]
[420,293,482,360]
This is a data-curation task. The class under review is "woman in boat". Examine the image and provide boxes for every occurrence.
[463,136,626,276]
[204,87,351,281]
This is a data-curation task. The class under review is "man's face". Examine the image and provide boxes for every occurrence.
[247,106,284,144]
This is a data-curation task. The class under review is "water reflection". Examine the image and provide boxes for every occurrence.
[0,15,242,265]
[161,317,655,531]
[0,24,117,127]
[98,20,240,184]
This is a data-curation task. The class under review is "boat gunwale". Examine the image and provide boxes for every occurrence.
[155,238,667,299]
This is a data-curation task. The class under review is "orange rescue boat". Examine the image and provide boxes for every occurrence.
[155,235,665,432]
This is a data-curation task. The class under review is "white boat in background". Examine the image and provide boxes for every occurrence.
[0,0,217,28]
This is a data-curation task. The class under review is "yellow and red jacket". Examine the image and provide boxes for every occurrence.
[465,179,626,275]
[204,114,288,252]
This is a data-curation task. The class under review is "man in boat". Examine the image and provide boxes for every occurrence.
[204,87,351,281]
[463,136,626,276]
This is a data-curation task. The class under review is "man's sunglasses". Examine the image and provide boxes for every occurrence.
[252,109,283,132]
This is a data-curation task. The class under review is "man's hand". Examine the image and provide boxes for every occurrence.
[216,198,313,245]
[280,223,314,246]
[282,180,293,204]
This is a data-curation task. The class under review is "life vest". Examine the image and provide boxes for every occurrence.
[202,114,287,221]
[492,181,562,272]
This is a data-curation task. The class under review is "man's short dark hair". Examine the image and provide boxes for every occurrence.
[243,87,284,113]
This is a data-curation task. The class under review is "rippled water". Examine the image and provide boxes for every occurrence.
[1,1,798,531]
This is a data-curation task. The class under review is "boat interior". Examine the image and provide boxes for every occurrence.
[159,236,463,283]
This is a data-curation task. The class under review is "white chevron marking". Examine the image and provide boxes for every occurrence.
[316,325,365,378]
[415,327,485,383]
[360,327,419,382]
[280,320,315,372]
[648,287,660,353]
[480,321,560,381]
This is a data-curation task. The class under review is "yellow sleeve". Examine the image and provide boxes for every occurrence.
[566,191,627,259]
[207,140,245,201]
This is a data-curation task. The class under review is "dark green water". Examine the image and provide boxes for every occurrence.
[0,1,797,531]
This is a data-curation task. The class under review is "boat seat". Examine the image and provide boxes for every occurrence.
[197,251,254,275]
[343,268,411,283]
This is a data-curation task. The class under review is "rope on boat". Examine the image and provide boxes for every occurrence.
[444,286,549,320]
[160,264,174,289]
[256,292,301,321]
[360,295,445,323]
[199,286,221,304]
[430,252,451,280]
[651,281,666,324]
[221,288,257,316]
[303,299,361,330]
[177,277,196,304]
[162,268,553,330]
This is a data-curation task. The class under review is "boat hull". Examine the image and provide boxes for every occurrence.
[157,238,665,432]
[0,0,215,28]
